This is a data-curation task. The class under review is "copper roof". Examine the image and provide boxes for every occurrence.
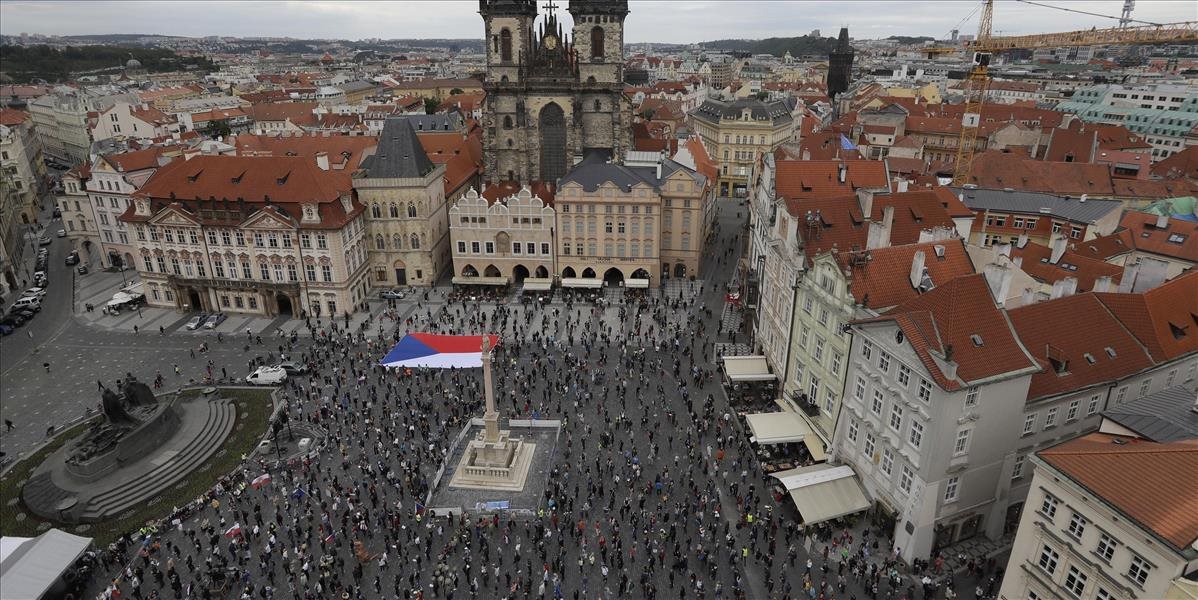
[1039,433,1198,552]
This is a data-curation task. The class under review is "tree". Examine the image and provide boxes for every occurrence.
[449,88,464,95]
[203,119,232,139]
[424,97,440,115]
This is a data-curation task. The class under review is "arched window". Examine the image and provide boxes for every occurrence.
[370,204,381,218]
[393,234,403,249]
[507,139,514,148]
[503,115,513,129]
[410,233,420,250]
[500,28,512,63]
[407,204,417,218]
[591,26,605,60]
[374,234,385,250]
[388,204,399,218]
[593,99,601,111]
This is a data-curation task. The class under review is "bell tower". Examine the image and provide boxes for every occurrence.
[568,0,627,85]
[480,0,538,84]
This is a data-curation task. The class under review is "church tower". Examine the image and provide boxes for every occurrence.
[480,0,631,187]
[827,27,855,100]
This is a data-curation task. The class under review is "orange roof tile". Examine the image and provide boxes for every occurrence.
[775,159,889,200]
[1009,241,1124,292]
[835,239,976,310]
[964,152,1114,196]
[1152,146,1198,181]
[0,108,32,126]
[1071,229,1135,261]
[417,129,483,196]
[481,181,555,206]
[855,274,1039,390]
[102,146,171,173]
[230,133,378,170]
[1119,212,1198,264]
[1039,433,1198,551]
[788,189,958,258]
[248,102,319,126]
[1008,294,1155,400]
[1095,270,1198,362]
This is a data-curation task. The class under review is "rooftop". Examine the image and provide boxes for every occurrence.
[954,186,1121,224]
[1102,387,1198,444]
[358,118,436,180]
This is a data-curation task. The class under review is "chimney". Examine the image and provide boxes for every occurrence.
[801,148,811,160]
[1118,262,1140,293]
[838,162,847,183]
[1050,276,1078,299]
[856,189,874,220]
[867,206,894,250]
[1155,213,1169,229]
[941,345,958,381]
[1016,233,1028,249]
[984,262,1013,306]
[1092,275,1113,293]
[995,242,1012,258]
[1020,287,1035,306]
[896,179,909,193]
[315,151,329,171]
[1049,234,1067,264]
[909,250,927,289]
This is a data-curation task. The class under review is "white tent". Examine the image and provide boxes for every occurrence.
[722,356,776,382]
[770,464,870,526]
[744,412,812,445]
[0,529,93,600]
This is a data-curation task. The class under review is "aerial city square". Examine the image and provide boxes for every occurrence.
[0,1,1196,599]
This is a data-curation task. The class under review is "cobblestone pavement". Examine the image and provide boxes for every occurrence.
[4,201,1004,600]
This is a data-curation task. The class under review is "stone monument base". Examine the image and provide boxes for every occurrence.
[447,429,536,492]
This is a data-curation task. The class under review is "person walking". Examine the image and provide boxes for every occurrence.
[4,419,13,431]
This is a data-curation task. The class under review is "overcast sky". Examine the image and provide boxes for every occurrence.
[2,1,1195,43]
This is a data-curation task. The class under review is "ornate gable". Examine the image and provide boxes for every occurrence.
[148,205,201,227]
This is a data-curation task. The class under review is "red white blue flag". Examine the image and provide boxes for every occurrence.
[379,333,499,369]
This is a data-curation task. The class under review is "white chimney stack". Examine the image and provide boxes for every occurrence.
[856,189,874,220]
[867,205,894,250]
[315,151,329,171]
[1155,213,1170,229]
[1049,234,1067,264]
[838,162,847,183]
[909,250,927,290]
[983,262,1014,306]
[1016,233,1029,249]
[1092,275,1113,293]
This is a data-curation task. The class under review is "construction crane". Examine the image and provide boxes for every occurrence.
[949,0,1198,186]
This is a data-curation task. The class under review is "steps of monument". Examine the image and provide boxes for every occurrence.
[78,398,236,521]
[21,471,76,514]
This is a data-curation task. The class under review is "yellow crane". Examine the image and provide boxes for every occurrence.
[948,0,1198,186]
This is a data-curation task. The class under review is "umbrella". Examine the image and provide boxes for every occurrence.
[107,292,134,307]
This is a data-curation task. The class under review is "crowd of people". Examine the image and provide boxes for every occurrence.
[73,205,1000,600]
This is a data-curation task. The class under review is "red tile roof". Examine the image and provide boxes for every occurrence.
[775,159,889,200]
[1095,270,1198,362]
[190,107,249,123]
[1008,294,1155,400]
[125,155,358,229]
[248,102,319,126]
[0,108,32,126]
[680,136,718,183]
[836,239,976,310]
[963,152,1115,196]
[855,274,1039,390]
[102,146,172,173]
[417,129,483,196]
[1119,212,1198,264]
[793,131,862,161]
[1111,178,1197,200]
[1009,240,1124,292]
[230,133,378,170]
[787,188,958,258]
[481,181,555,206]
[1152,146,1198,181]
[238,89,290,104]
[1071,229,1135,262]
[1039,433,1198,551]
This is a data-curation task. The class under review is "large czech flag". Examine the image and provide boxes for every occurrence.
[379,333,499,369]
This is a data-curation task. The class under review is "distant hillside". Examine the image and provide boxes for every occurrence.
[887,36,935,45]
[701,35,837,57]
[0,45,214,83]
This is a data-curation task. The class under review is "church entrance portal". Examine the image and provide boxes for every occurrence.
[276,294,293,316]
[539,103,567,182]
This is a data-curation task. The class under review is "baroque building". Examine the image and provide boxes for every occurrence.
[479,0,632,186]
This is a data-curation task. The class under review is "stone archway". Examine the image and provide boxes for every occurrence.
[581,267,596,279]
[534,265,549,279]
[461,264,479,277]
[631,268,650,279]
[674,263,687,278]
[512,264,529,283]
[484,264,502,277]
[603,267,624,287]
[186,288,203,312]
[276,294,293,316]
[562,266,577,278]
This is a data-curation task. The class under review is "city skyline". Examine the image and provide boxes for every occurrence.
[2,0,1195,44]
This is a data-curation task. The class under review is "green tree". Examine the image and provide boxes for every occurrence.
[203,119,232,139]
[424,97,440,115]
[449,88,464,95]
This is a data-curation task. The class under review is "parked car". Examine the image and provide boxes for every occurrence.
[77,264,89,275]
[0,324,13,336]
[12,296,41,312]
[20,287,47,300]
[10,308,37,320]
[0,315,25,328]
[38,236,51,246]
[245,366,287,386]
[65,251,79,265]
[275,360,307,376]
[56,229,66,238]
[379,288,406,300]
[202,313,227,329]
[184,313,208,330]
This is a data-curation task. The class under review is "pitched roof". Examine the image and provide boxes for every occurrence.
[835,239,976,310]
[1118,212,1198,264]
[481,180,556,205]
[1095,270,1198,362]
[789,189,958,258]
[1009,240,1124,292]
[963,152,1114,196]
[101,146,170,173]
[855,274,1038,390]
[1152,146,1198,181]
[417,129,483,195]
[1102,387,1198,444]
[775,159,889,200]
[247,102,319,126]
[1071,229,1135,261]
[954,186,1122,224]
[359,118,436,179]
[1038,433,1198,552]
[0,108,32,126]
[1008,293,1155,401]
[230,133,378,170]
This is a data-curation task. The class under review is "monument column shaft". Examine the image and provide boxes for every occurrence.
[482,347,500,442]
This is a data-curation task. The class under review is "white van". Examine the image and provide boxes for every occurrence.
[13,296,41,311]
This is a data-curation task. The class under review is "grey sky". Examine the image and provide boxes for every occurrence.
[1,1,1194,43]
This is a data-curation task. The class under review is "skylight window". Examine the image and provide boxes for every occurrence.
[970,334,984,347]
[1104,347,1117,358]
[1084,353,1096,365]
[1167,233,1187,244]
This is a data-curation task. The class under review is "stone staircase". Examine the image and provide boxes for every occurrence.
[74,398,236,521]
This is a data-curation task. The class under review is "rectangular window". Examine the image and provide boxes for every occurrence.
[818,308,829,326]
[899,465,913,494]
[541,243,550,255]
[847,418,859,443]
[526,242,536,254]
[831,352,842,376]
[953,428,971,455]
[282,234,292,248]
[965,387,979,407]
[871,390,884,416]
[254,232,264,247]
[300,234,311,249]
[220,295,229,308]
[1064,566,1087,597]
[918,379,932,403]
[1045,407,1058,429]
[878,351,891,373]
[562,245,571,255]
[196,263,205,277]
[1038,545,1060,576]
[485,241,494,254]
[1096,533,1116,562]
[214,262,225,278]
[260,263,271,280]
[1139,378,1151,398]
[234,296,243,309]
[864,432,876,458]
[1116,386,1128,404]
[854,377,867,402]
[909,421,923,449]
[222,230,232,245]
[1067,400,1080,421]
[798,327,809,350]
[889,404,903,432]
[321,265,332,282]
[808,376,820,405]
[861,339,873,360]
[317,234,327,250]
[170,257,181,275]
[1087,395,1100,415]
[1040,493,1059,519]
[813,336,825,362]
[189,230,199,244]
[248,296,258,310]
[1095,588,1112,600]
[457,241,467,253]
[944,476,959,502]
[242,262,252,279]
[1012,454,1025,480]
[236,231,246,246]
[287,264,298,281]
[881,447,893,475]
[512,242,521,254]
[306,264,316,281]
[1067,511,1088,539]
[1128,555,1151,587]
[897,365,910,387]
